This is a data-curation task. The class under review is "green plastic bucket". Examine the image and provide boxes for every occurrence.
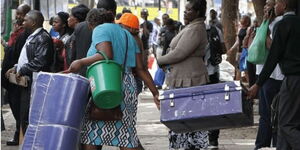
[87,51,123,109]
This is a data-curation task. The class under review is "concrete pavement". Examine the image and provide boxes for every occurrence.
[1,90,261,150]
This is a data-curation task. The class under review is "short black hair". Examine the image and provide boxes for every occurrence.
[283,0,298,11]
[210,9,217,14]
[27,10,44,27]
[188,0,207,18]
[165,18,174,26]
[122,7,132,13]
[162,13,169,17]
[96,0,117,15]
[141,8,149,15]
[49,16,54,25]
[18,4,31,15]
[71,4,90,22]
[116,13,122,20]
[57,12,69,26]
[86,8,114,27]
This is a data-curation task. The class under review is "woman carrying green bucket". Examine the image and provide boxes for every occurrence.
[63,8,159,150]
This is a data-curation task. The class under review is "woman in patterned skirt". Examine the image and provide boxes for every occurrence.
[64,8,160,150]
[157,0,210,149]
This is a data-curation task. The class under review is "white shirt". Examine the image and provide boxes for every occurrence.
[17,28,43,72]
[256,17,284,80]
[149,22,160,46]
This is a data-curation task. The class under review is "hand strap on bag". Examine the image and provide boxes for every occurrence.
[122,31,129,75]
[95,30,128,78]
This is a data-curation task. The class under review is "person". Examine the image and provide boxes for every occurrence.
[68,4,90,29]
[242,19,259,87]
[116,13,149,150]
[159,14,182,56]
[209,9,222,31]
[14,9,54,130]
[66,4,90,66]
[150,17,161,57]
[122,7,132,13]
[70,0,117,76]
[52,11,73,71]
[63,8,159,150]
[140,8,153,53]
[162,13,170,27]
[253,1,285,149]
[49,17,59,38]
[116,13,122,20]
[228,15,251,80]
[116,13,146,94]
[157,0,209,149]
[205,22,226,149]
[248,0,300,149]
[5,10,54,138]
[161,18,177,56]
[0,4,31,146]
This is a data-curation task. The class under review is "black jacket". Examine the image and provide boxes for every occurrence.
[18,29,54,77]
[1,30,30,89]
[71,21,92,76]
[257,14,300,86]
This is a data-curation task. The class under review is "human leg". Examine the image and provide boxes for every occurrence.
[277,76,300,150]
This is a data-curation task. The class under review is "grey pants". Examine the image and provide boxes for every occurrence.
[277,76,300,150]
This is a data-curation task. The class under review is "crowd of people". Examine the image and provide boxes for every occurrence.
[1,0,299,149]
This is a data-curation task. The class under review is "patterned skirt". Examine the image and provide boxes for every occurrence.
[169,131,208,149]
[167,87,208,149]
[81,72,139,148]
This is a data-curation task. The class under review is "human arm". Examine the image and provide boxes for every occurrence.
[1,38,8,48]
[157,27,203,65]
[248,22,286,98]
[228,35,239,53]
[63,41,112,73]
[18,37,53,76]
[133,53,160,110]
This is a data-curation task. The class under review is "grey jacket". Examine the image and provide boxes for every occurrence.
[157,18,209,88]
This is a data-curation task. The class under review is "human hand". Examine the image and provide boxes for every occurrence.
[1,38,7,47]
[15,72,21,83]
[153,94,160,110]
[62,60,83,73]
[5,67,16,79]
[247,84,259,99]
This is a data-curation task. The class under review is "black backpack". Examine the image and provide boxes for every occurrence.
[207,25,223,66]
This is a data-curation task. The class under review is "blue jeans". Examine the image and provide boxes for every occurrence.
[255,78,282,149]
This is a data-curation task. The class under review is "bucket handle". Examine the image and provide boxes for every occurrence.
[96,51,109,63]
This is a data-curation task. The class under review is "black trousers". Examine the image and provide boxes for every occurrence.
[208,72,220,143]
[247,61,256,87]
[7,84,21,136]
[255,78,282,149]
[20,85,31,133]
[277,76,300,150]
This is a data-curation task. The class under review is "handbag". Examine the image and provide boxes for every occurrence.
[239,48,248,71]
[154,67,165,86]
[247,20,270,64]
[88,30,129,121]
[88,101,123,121]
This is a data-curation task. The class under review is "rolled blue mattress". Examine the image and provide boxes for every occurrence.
[22,72,90,150]
[29,72,89,129]
[22,125,79,150]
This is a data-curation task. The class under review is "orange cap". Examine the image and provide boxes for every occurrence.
[116,13,139,29]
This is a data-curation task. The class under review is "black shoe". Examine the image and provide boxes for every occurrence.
[208,140,219,149]
[6,139,19,146]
